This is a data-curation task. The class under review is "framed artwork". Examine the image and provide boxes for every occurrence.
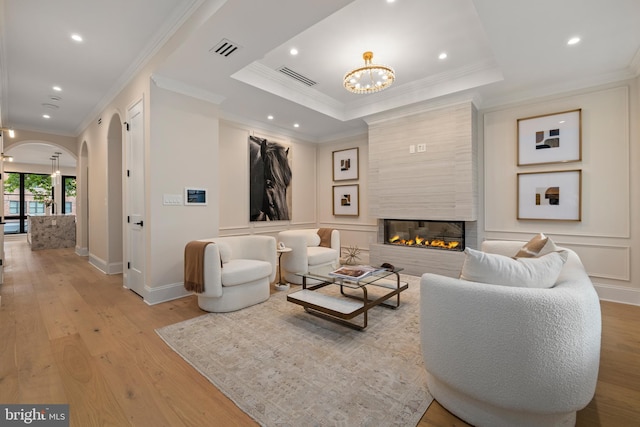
[517,170,581,221]
[249,135,292,221]
[333,184,359,216]
[184,187,207,205]
[517,109,581,166]
[332,147,359,181]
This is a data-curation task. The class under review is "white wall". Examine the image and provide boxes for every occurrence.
[482,82,639,305]
[216,125,374,264]
[146,84,220,302]
[316,133,374,263]
[73,0,228,293]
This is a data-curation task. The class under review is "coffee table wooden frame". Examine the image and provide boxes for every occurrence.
[287,268,408,330]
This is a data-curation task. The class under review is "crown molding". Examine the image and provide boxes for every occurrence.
[232,58,503,124]
[231,62,344,119]
[363,93,481,126]
[151,74,226,105]
[74,0,207,136]
[478,70,636,111]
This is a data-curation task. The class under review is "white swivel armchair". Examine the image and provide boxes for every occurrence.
[277,228,340,285]
[191,235,276,312]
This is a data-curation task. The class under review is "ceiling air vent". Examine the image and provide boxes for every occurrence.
[210,39,241,57]
[42,103,59,110]
[278,67,317,87]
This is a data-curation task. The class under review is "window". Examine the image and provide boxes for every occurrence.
[28,201,45,215]
[62,176,77,215]
[3,172,53,234]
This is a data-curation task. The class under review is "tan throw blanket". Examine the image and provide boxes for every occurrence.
[317,228,334,248]
[184,241,213,293]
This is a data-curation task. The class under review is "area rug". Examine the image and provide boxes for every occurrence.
[156,275,432,426]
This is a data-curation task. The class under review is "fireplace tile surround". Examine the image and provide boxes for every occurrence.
[367,100,479,277]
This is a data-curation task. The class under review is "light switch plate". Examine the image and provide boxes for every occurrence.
[163,194,183,205]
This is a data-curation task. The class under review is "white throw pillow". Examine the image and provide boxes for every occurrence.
[216,241,232,264]
[460,247,568,288]
[515,233,559,258]
[306,233,321,247]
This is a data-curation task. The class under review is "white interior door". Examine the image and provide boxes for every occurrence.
[125,100,145,296]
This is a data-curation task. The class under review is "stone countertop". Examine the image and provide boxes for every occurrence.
[28,215,76,250]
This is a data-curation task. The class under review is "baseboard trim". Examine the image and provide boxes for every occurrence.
[144,281,192,305]
[75,246,89,256]
[594,282,640,306]
[88,254,123,275]
[89,253,108,273]
[107,262,123,275]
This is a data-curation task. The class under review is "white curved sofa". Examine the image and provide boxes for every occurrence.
[420,240,601,427]
[195,235,276,312]
[277,228,340,285]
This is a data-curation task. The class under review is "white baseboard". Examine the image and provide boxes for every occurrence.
[594,282,640,306]
[144,281,192,305]
[107,262,123,275]
[75,246,89,256]
[87,253,122,275]
[89,253,108,273]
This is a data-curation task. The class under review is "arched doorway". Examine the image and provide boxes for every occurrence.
[77,141,89,255]
[3,141,77,235]
[107,114,123,273]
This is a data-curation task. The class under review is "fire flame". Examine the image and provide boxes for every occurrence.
[387,235,461,250]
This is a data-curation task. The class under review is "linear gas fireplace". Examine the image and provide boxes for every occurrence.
[384,219,465,251]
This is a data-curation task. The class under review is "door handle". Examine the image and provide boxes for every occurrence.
[134,221,144,227]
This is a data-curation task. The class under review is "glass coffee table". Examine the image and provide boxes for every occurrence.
[287,265,408,330]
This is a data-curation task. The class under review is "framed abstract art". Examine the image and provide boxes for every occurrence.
[517,170,581,221]
[332,147,359,181]
[517,109,581,166]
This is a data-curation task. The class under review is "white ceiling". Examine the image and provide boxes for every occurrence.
[1,0,639,164]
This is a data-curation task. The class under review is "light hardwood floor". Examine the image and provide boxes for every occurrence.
[1,237,639,426]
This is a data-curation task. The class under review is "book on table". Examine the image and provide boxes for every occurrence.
[328,265,381,281]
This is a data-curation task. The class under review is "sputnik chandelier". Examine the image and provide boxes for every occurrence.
[343,51,395,94]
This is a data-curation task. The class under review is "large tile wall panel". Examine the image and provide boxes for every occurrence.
[368,101,478,221]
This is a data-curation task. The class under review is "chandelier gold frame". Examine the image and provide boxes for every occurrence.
[343,51,395,94]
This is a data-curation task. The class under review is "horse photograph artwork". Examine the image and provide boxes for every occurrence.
[249,135,292,221]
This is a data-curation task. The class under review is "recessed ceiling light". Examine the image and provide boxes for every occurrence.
[567,36,580,45]
[289,48,298,56]
[293,123,300,128]
[438,52,448,60]
[53,86,62,92]
[71,33,83,42]
[267,115,274,120]
[387,0,396,3]
[42,114,51,119]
